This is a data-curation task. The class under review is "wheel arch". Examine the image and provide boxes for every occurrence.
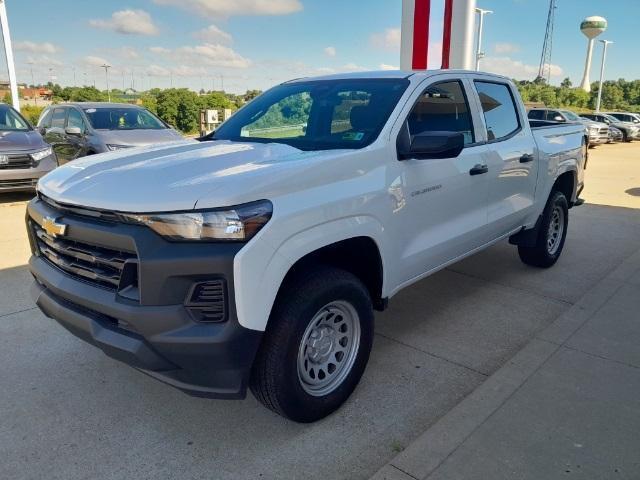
[233,216,388,332]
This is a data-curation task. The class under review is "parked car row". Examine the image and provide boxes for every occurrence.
[0,102,185,193]
[527,108,640,148]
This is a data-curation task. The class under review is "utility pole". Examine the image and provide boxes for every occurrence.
[220,74,224,92]
[0,0,20,111]
[101,63,111,102]
[72,66,76,87]
[474,7,492,70]
[595,40,613,112]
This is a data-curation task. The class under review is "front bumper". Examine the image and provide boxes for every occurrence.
[27,196,263,399]
[0,156,57,192]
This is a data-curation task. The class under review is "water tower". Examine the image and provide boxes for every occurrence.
[579,16,607,92]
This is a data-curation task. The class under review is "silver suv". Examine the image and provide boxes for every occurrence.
[37,103,186,164]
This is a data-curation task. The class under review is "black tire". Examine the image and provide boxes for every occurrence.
[623,131,630,143]
[250,266,374,423]
[518,191,569,268]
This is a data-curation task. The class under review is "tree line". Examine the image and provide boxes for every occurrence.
[10,78,640,133]
[13,84,263,133]
[515,77,640,112]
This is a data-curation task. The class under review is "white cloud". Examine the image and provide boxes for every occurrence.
[15,41,61,54]
[151,43,251,69]
[193,24,232,43]
[493,43,520,54]
[482,56,563,79]
[370,28,401,52]
[380,63,399,70]
[83,55,110,67]
[324,46,336,57]
[117,46,140,59]
[149,46,171,55]
[89,10,159,36]
[153,0,302,18]
[146,64,171,77]
[26,55,63,67]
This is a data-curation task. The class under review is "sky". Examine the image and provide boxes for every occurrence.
[0,0,637,94]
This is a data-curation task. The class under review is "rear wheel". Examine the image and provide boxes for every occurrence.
[250,266,374,422]
[518,191,569,268]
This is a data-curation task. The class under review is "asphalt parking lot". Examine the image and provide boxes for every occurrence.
[2,142,639,480]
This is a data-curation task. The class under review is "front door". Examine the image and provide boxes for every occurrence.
[392,77,490,286]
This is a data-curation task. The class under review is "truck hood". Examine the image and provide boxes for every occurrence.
[95,128,185,147]
[38,140,346,212]
[0,130,48,152]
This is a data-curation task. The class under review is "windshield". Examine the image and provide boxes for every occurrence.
[0,104,30,131]
[83,107,166,130]
[562,111,581,121]
[601,114,618,123]
[212,78,409,151]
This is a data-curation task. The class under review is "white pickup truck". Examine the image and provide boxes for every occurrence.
[26,70,586,422]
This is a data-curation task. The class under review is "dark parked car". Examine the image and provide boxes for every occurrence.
[581,113,640,142]
[0,103,57,192]
[37,103,186,164]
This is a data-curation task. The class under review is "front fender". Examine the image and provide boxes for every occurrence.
[233,215,386,331]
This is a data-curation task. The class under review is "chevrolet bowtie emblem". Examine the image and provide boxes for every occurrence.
[42,216,67,237]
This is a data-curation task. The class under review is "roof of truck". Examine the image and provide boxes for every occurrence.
[286,69,510,83]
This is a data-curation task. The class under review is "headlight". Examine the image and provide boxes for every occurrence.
[107,144,133,151]
[119,200,273,242]
[30,146,53,162]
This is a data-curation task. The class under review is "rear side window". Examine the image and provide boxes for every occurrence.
[527,110,545,120]
[51,108,66,128]
[475,81,520,141]
[407,80,475,145]
[38,109,53,128]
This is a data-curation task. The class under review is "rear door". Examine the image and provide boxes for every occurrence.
[472,80,538,234]
[391,75,491,284]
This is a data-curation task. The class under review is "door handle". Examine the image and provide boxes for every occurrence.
[469,164,489,176]
[519,153,534,163]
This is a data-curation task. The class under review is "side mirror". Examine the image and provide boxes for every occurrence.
[398,129,465,160]
[65,126,83,136]
[553,115,565,122]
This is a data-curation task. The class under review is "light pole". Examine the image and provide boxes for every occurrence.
[474,7,492,71]
[0,0,20,111]
[101,63,111,102]
[28,61,36,106]
[595,40,613,113]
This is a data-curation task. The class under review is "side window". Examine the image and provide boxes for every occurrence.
[51,108,67,129]
[38,109,53,128]
[67,109,85,131]
[474,81,521,141]
[407,80,474,145]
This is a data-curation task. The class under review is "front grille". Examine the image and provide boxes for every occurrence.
[31,220,138,291]
[599,127,609,135]
[185,280,227,323]
[0,154,34,170]
[0,178,37,189]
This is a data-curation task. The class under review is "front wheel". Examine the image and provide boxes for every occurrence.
[250,266,374,422]
[518,191,569,268]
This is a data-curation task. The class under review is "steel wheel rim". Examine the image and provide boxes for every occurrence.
[297,300,361,397]
[546,205,564,255]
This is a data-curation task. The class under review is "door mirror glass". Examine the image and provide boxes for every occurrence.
[65,126,82,136]
[399,131,464,160]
